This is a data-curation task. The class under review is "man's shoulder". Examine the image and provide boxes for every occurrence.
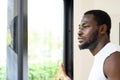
[105,51,120,66]
[104,51,120,78]
[107,51,120,61]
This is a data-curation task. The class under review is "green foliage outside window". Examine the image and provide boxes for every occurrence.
[28,61,61,80]
[0,67,6,80]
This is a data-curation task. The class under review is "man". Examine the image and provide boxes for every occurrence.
[60,10,120,80]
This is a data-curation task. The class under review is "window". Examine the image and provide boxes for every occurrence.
[7,0,73,79]
[28,0,64,79]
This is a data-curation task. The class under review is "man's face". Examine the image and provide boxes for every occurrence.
[78,14,99,50]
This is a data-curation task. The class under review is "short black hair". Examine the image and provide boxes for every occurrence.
[84,10,111,37]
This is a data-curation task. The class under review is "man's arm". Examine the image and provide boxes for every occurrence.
[104,51,120,80]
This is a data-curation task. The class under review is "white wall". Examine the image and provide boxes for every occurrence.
[74,0,120,80]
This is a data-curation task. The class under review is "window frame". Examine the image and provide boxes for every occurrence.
[63,0,73,79]
[8,0,73,80]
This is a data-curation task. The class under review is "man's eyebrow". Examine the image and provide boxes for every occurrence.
[79,23,87,27]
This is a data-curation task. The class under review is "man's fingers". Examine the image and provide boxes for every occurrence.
[60,63,67,77]
[59,63,71,80]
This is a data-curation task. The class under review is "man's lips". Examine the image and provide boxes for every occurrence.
[78,37,84,43]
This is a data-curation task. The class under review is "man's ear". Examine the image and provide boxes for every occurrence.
[99,24,107,34]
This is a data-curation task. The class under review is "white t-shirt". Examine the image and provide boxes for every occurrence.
[88,42,120,80]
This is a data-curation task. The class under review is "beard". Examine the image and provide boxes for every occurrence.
[79,31,98,50]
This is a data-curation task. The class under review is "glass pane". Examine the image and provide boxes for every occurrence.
[7,0,18,80]
[28,0,63,80]
[0,0,7,80]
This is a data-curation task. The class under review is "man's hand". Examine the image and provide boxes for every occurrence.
[59,63,71,80]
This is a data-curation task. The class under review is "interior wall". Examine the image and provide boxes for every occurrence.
[74,0,120,80]
[74,1,94,80]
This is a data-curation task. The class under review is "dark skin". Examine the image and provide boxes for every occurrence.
[104,52,120,80]
[60,14,120,80]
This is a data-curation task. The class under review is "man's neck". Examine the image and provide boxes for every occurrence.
[90,40,110,56]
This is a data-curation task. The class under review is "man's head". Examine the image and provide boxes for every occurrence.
[78,10,111,50]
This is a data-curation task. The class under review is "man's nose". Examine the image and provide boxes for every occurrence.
[78,29,83,36]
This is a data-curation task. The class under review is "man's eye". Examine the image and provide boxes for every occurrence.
[83,25,89,28]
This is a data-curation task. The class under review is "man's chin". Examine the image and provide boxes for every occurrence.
[78,43,89,50]
[79,41,98,50]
